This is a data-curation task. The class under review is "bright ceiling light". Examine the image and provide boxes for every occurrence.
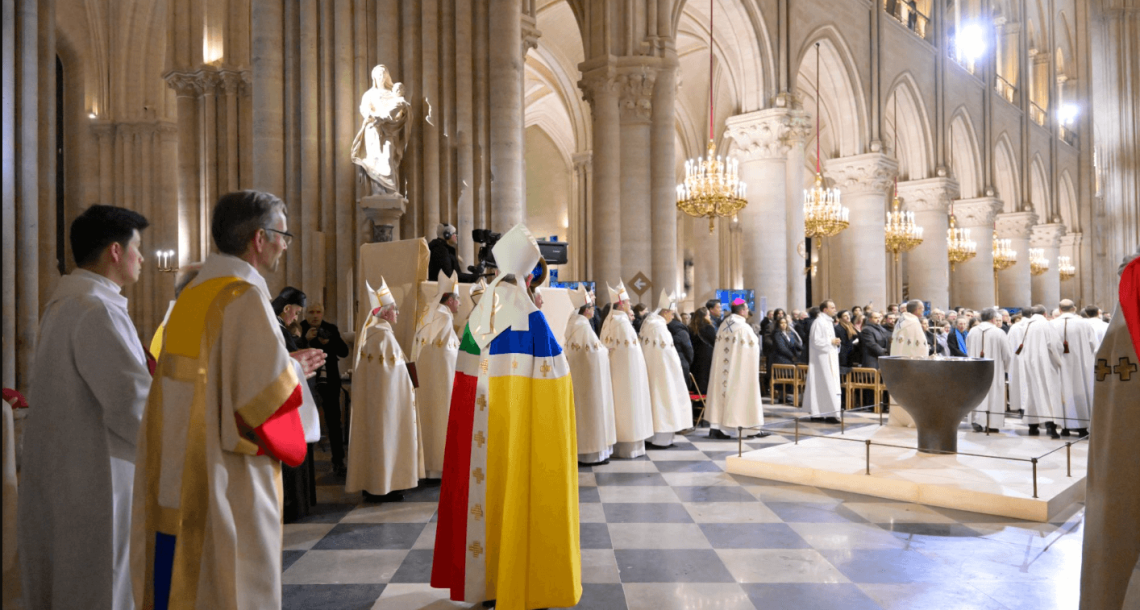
[1059,103,1080,125]
[957,22,987,63]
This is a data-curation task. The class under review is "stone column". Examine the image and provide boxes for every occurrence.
[617,67,655,282]
[950,197,1003,309]
[1030,223,1065,308]
[572,151,591,280]
[725,108,800,310]
[15,0,40,393]
[1059,232,1081,301]
[897,177,959,310]
[580,68,621,300]
[488,0,524,231]
[784,112,812,311]
[650,62,677,294]
[824,154,897,309]
[994,211,1037,307]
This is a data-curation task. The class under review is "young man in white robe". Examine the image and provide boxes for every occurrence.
[17,205,153,610]
[803,300,842,424]
[1082,305,1109,346]
[411,270,461,478]
[706,298,767,438]
[599,281,654,458]
[1015,305,1065,438]
[1005,311,1032,417]
[966,307,1012,432]
[887,300,930,428]
[130,191,325,610]
[1050,299,1098,436]
[564,285,617,464]
[347,277,422,501]
[639,290,693,447]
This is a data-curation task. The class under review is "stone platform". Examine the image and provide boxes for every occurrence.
[726,422,1086,522]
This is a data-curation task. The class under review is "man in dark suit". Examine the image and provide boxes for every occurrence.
[859,311,891,369]
[301,302,351,475]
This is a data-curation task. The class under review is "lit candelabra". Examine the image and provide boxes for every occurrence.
[804,173,849,247]
[676,140,748,234]
[1058,256,1076,281]
[884,195,923,262]
[946,214,977,271]
[155,249,179,273]
[1029,248,1050,276]
[992,238,1017,272]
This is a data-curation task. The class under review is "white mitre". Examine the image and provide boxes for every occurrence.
[366,277,396,314]
[569,284,594,310]
[657,289,677,313]
[608,281,630,305]
[436,269,458,298]
[469,277,487,305]
[468,224,541,348]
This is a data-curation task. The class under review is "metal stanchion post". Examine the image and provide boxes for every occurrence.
[1031,458,1039,498]
[865,439,871,475]
[738,427,743,457]
[985,410,991,436]
[1066,443,1072,477]
[840,407,845,434]
[795,417,799,445]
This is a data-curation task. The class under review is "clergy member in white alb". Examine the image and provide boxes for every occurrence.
[639,290,694,447]
[966,308,1012,432]
[347,277,423,500]
[130,191,324,610]
[18,205,152,610]
[1015,305,1065,438]
[600,281,655,458]
[564,285,617,464]
[1083,305,1109,346]
[412,270,461,478]
[803,300,842,424]
[1005,311,1032,421]
[886,299,929,427]
[705,298,767,439]
[1051,300,1098,436]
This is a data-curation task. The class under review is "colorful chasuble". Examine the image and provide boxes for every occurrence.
[131,276,306,610]
[431,312,582,610]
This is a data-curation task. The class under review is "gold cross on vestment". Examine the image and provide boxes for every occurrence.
[470,504,484,520]
[474,431,486,448]
[1115,357,1138,382]
[540,361,553,377]
[1096,359,1113,382]
[480,359,489,374]
[472,467,484,484]
[468,541,483,557]
[512,359,519,370]
[476,395,487,411]
[367,353,374,362]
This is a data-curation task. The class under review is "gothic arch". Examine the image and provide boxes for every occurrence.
[1030,153,1051,217]
[1058,170,1078,232]
[994,132,1021,212]
[671,0,776,112]
[885,73,935,181]
[949,107,983,198]
[794,26,868,162]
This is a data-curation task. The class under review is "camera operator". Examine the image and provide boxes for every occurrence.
[428,223,480,282]
[301,302,350,476]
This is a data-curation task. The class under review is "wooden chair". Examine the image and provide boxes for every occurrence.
[844,367,883,412]
[688,372,709,427]
[793,364,811,408]
[769,364,799,406]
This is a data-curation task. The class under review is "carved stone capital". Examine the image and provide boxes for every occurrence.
[521,14,541,55]
[578,68,619,108]
[617,70,656,123]
[825,153,899,197]
[1030,223,1066,249]
[572,151,592,171]
[1060,232,1082,248]
[952,197,1003,227]
[725,108,811,161]
[164,71,203,97]
[995,211,1039,239]
[897,177,960,212]
[165,67,249,98]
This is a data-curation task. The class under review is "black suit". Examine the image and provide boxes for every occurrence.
[278,320,315,521]
[668,318,694,384]
[947,329,969,357]
[690,324,718,394]
[859,323,890,369]
[771,330,802,366]
[301,320,349,469]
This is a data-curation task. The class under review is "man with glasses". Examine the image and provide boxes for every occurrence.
[131,190,323,610]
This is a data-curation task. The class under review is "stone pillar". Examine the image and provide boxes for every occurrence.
[950,197,1003,309]
[824,154,897,310]
[994,211,1037,307]
[1030,223,1065,309]
[1059,232,1081,301]
[580,69,621,300]
[725,108,801,310]
[897,177,959,311]
[14,0,40,393]
[650,63,677,294]
[617,68,655,282]
[784,112,812,311]
[572,151,591,280]
[360,195,408,243]
[488,0,524,231]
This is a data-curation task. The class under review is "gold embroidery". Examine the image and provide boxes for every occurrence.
[476,395,487,411]
[472,467,485,484]
[367,353,374,362]
[470,504,484,520]
[469,541,484,557]
[540,361,553,377]
[474,431,486,448]
[1115,357,1138,382]
[1096,358,1113,382]
[480,359,489,374]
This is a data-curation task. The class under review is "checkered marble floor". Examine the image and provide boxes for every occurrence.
[284,405,1085,610]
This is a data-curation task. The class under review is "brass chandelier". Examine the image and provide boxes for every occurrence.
[946,213,977,271]
[885,197,923,262]
[676,0,747,234]
[1058,256,1076,281]
[992,238,1017,272]
[803,42,848,247]
[1029,248,1050,276]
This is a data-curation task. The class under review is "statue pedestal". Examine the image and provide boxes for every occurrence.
[360,194,407,243]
